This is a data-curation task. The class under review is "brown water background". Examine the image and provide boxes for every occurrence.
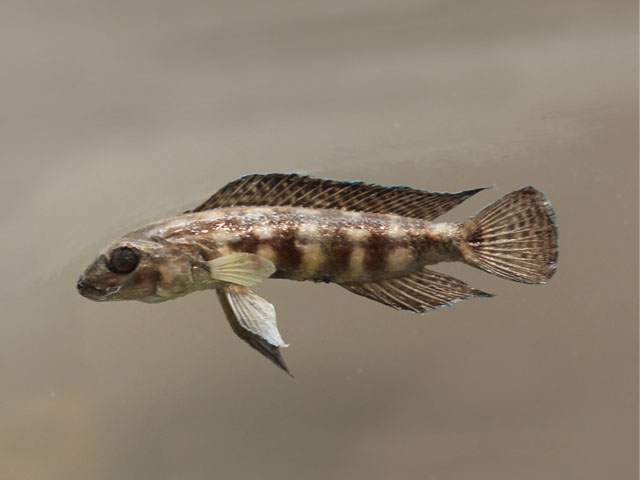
[1,1,638,478]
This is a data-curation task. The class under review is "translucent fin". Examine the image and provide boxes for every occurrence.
[216,286,291,375]
[207,253,275,286]
[340,268,493,313]
[189,173,485,221]
[461,186,558,284]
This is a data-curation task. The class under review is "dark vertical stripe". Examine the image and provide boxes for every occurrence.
[272,226,301,276]
[364,229,391,273]
[323,229,352,279]
[416,228,435,261]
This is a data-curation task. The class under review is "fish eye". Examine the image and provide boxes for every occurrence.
[108,246,140,274]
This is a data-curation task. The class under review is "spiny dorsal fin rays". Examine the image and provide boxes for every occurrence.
[216,286,291,375]
[207,253,276,286]
[188,174,486,221]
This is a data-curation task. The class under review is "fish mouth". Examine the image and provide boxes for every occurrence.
[77,279,118,301]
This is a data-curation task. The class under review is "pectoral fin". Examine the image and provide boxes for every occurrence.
[216,285,291,375]
[207,252,276,286]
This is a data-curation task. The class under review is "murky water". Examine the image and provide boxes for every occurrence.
[1,1,637,478]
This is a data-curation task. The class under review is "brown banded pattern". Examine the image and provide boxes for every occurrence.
[160,207,434,284]
[139,206,443,285]
[79,173,558,375]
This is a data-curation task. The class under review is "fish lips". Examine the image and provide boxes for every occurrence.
[76,278,119,301]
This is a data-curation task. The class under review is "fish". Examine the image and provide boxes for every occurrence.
[77,174,558,374]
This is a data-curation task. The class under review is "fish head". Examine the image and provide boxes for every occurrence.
[77,238,202,303]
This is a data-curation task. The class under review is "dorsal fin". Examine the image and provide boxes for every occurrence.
[188,174,485,221]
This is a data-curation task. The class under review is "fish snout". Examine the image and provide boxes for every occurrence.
[77,277,105,300]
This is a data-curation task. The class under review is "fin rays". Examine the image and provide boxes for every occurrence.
[207,252,276,286]
[216,286,291,375]
[461,186,558,284]
[189,174,485,221]
[341,268,492,313]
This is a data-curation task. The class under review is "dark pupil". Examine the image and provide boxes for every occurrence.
[109,247,140,274]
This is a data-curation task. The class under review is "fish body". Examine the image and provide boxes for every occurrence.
[127,206,460,284]
[78,174,558,373]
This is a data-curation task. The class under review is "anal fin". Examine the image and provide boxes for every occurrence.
[340,268,493,313]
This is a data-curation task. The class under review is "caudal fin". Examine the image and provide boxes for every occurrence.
[461,187,558,284]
